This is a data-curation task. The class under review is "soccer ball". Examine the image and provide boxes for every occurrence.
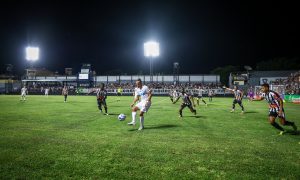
[118,114,126,121]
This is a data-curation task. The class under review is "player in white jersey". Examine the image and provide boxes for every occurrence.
[173,89,179,100]
[62,86,68,102]
[20,86,28,101]
[44,87,49,97]
[169,89,178,103]
[196,86,207,106]
[128,79,152,130]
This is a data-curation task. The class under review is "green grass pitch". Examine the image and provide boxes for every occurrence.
[0,95,299,179]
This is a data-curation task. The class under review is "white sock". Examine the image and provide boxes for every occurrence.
[132,112,136,123]
[140,116,144,128]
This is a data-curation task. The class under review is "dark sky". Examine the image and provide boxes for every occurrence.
[0,0,299,75]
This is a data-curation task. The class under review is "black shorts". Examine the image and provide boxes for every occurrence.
[117,93,121,96]
[233,99,242,104]
[269,108,285,118]
[181,103,193,110]
[97,98,107,106]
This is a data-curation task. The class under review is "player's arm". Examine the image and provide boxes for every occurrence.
[147,89,153,102]
[223,86,234,92]
[104,90,108,99]
[87,89,95,95]
[173,96,180,104]
[239,91,243,100]
[131,95,140,107]
[253,95,264,101]
[278,98,284,116]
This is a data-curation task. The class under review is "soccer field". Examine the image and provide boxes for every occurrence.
[0,95,299,179]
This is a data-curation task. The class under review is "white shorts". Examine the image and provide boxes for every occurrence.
[135,101,151,112]
[21,93,26,97]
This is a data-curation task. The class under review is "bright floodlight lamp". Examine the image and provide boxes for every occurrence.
[144,41,159,82]
[26,46,39,61]
[144,41,159,57]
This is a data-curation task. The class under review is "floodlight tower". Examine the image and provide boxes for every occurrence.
[24,46,39,86]
[173,62,180,85]
[144,41,159,82]
[25,46,39,67]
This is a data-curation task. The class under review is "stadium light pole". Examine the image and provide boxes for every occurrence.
[144,41,159,82]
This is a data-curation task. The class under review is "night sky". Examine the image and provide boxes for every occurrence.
[0,0,299,75]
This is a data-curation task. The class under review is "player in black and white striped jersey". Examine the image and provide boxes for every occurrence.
[223,85,245,114]
[95,83,108,115]
[173,88,196,117]
[255,83,297,135]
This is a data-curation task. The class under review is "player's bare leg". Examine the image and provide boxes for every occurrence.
[268,116,285,134]
[202,98,207,106]
[178,104,185,117]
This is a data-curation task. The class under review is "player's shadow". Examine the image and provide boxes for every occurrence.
[244,111,258,114]
[185,115,206,119]
[107,113,120,115]
[145,124,180,129]
[127,124,179,131]
[285,130,300,136]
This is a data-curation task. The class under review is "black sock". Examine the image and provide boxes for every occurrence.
[283,120,294,126]
[271,122,284,131]
[241,105,244,111]
[104,107,107,113]
[202,100,206,104]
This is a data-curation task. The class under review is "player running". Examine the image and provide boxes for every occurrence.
[20,85,28,101]
[96,83,108,115]
[173,88,197,117]
[223,85,245,114]
[255,83,297,135]
[128,79,152,130]
[169,88,179,103]
[196,86,207,107]
[208,89,213,102]
[188,88,196,107]
[169,89,174,103]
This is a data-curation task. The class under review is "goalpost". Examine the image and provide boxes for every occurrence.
[254,85,285,95]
